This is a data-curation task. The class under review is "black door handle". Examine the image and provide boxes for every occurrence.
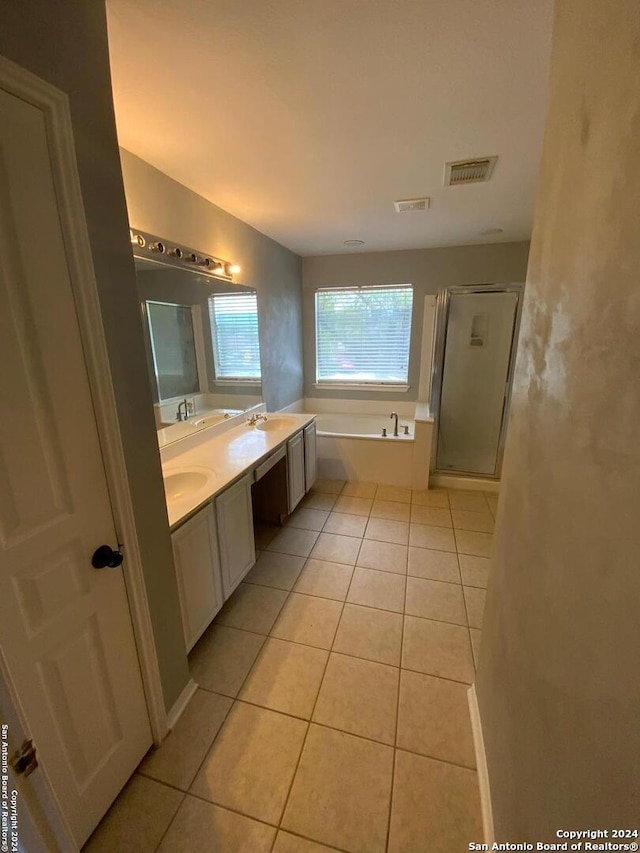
[91,545,123,569]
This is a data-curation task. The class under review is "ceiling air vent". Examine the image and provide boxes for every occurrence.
[394,197,430,213]
[444,156,498,186]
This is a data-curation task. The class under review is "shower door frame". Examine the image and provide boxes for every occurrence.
[429,282,525,480]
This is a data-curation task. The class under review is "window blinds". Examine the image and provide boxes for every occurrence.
[315,285,413,385]
[208,292,261,380]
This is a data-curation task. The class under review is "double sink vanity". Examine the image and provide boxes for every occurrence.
[161,412,317,652]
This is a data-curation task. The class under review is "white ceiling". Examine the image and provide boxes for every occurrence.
[106,0,554,256]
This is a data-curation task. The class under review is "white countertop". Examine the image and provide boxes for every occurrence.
[161,413,315,529]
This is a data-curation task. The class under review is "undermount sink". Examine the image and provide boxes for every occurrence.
[163,470,210,501]
[254,416,297,432]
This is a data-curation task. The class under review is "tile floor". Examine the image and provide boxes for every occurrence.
[85,481,497,853]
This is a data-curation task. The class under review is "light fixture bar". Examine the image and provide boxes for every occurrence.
[129,228,241,282]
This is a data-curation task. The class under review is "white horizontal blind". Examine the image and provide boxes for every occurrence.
[209,292,262,380]
[315,285,413,385]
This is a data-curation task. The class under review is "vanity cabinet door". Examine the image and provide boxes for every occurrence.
[304,421,317,492]
[171,504,223,652]
[216,474,256,598]
[287,430,306,513]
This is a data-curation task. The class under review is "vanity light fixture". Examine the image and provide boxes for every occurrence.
[130,227,241,282]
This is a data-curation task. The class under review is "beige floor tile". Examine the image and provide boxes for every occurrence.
[313,478,346,495]
[388,751,482,853]
[397,670,476,768]
[302,492,337,511]
[409,523,456,552]
[408,546,460,583]
[215,583,288,634]
[485,492,499,515]
[459,554,491,588]
[286,507,330,532]
[158,797,275,853]
[357,539,408,575]
[294,558,354,601]
[254,522,279,550]
[411,487,449,507]
[333,604,403,666]
[282,725,393,853]
[271,593,343,649]
[323,511,368,537]
[410,505,453,528]
[267,527,320,558]
[189,624,265,696]
[364,517,409,545]
[370,499,411,522]
[84,774,183,853]
[375,484,412,503]
[244,551,306,591]
[452,509,495,533]
[310,531,361,565]
[448,490,490,512]
[333,495,373,516]
[470,628,482,668]
[139,690,232,790]
[405,576,467,626]
[313,653,399,744]
[455,529,494,558]
[274,831,338,852]
[347,567,406,613]
[402,616,475,683]
[239,638,328,718]
[191,702,307,824]
[464,585,486,629]
[341,481,378,498]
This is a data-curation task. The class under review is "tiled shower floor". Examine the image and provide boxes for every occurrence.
[85,481,497,852]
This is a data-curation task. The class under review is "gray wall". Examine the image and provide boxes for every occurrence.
[0,0,190,710]
[121,151,304,411]
[476,0,640,837]
[303,242,529,402]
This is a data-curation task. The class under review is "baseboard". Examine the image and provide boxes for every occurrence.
[430,473,500,493]
[166,678,198,731]
[468,684,495,846]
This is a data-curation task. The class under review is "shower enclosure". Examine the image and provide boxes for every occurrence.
[430,284,524,478]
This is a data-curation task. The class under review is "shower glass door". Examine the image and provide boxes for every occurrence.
[434,286,522,477]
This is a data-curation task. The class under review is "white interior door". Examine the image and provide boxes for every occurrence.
[0,86,151,845]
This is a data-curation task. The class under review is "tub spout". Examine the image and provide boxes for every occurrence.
[390,411,399,437]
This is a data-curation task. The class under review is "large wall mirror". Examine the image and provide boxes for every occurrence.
[133,249,264,444]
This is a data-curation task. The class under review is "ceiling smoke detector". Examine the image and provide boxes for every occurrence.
[444,156,498,186]
[393,197,430,213]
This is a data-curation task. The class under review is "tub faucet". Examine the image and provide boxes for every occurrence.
[176,399,189,422]
[390,411,399,437]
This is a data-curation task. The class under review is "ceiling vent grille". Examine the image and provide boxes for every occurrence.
[444,156,498,186]
[394,197,430,212]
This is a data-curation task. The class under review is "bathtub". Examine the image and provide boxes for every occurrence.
[315,413,414,440]
[312,412,429,488]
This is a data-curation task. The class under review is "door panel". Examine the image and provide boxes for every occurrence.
[436,291,519,476]
[0,87,151,844]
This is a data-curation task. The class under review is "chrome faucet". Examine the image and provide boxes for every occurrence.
[247,413,268,426]
[176,399,189,422]
[390,411,399,437]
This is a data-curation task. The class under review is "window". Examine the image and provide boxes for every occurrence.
[146,301,200,401]
[208,292,262,381]
[315,285,413,386]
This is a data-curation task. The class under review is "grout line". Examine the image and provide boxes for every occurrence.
[152,790,187,853]
[386,545,407,851]
[272,507,367,848]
